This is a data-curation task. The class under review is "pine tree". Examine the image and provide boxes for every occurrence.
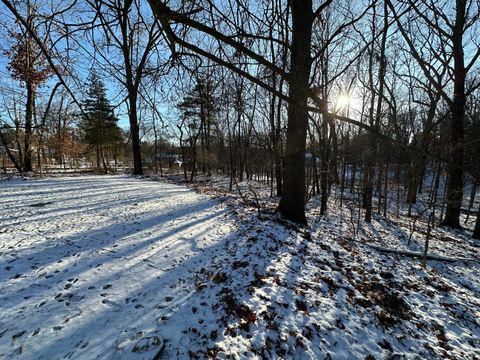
[80,71,122,173]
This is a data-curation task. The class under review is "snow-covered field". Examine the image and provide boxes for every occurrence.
[1,175,479,359]
[0,176,233,359]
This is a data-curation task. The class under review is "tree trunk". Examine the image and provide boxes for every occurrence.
[100,146,108,174]
[0,128,22,172]
[366,1,388,223]
[278,0,313,225]
[129,99,143,175]
[319,121,329,215]
[23,83,35,173]
[14,119,24,168]
[275,85,284,197]
[441,0,466,229]
[473,202,480,240]
[153,116,159,174]
[465,180,477,224]
[269,67,283,197]
[96,145,100,169]
[406,162,418,204]
[363,8,377,219]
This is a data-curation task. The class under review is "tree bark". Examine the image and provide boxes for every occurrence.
[473,202,480,239]
[465,180,477,223]
[126,82,143,175]
[278,0,313,225]
[441,0,466,229]
[23,83,35,172]
[0,128,22,172]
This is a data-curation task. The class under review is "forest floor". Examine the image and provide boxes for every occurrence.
[0,174,479,360]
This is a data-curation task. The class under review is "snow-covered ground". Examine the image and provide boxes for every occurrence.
[0,176,233,359]
[1,175,479,359]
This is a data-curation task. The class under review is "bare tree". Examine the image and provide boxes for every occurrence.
[89,0,163,175]
[388,0,480,228]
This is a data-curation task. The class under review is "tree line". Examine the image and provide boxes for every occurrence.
[0,0,479,239]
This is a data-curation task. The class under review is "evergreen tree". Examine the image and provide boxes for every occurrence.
[80,71,122,173]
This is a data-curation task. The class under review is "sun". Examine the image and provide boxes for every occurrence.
[335,94,351,111]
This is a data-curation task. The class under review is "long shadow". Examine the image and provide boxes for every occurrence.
[9,176,450,359]
[0,207,227,306]
[0,174,160,198]
[0,198,220,286]
[0,190,189,228]
[0,178,119,203]
[5,208,237,359]
[1,202,227,304]
[0,175,238,359]
[1,186,136,210]
[157,212,295,358]
[0,180,183,212]
[14,208,294,359]
[0,176,206,249]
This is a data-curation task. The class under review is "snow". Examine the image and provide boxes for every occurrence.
[0,176,233,359]
[1,174,479,359]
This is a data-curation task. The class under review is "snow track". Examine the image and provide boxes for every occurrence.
[0,176,233,359]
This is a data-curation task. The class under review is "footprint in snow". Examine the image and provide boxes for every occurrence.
[8,347,22,357]
[155,308,177,325]
[12,330,26,340]
[102,299,122,312]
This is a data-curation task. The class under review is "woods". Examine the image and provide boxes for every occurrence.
[1,1,480,359]
[0,0,479,232]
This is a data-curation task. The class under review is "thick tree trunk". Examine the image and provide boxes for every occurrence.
[269,71,283,197]
[129,99,143,175]
[441,0,466,229]
[363,9,377,220]
[275,83,284,197]
[278,0,313,225]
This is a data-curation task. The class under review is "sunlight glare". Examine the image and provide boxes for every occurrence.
[335,94,350,111]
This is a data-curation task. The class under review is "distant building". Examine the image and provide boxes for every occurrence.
[155,153,181,167]
[156,153,180,162]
